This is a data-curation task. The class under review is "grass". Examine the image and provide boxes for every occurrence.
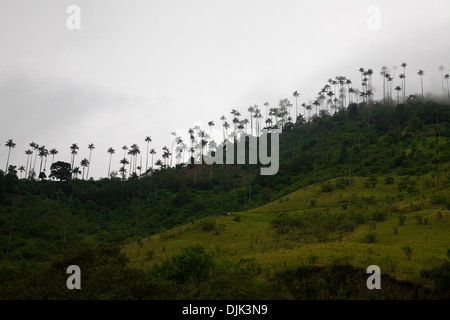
[123,173,450,283]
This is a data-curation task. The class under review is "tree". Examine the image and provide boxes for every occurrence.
[70,143,79,169]
[30,141,39,174]
[401,62,407,102]
[86,143,95,180]
[145,136,152,172]
[80,158,89,180]
[107,147,115,178]
[439,65,445,96]
[38,145,48,177]
[49,148,59,167]
[395,85,402,105]
[445,74,450,104]
[49,161,72,182]
[5,139,16,172]
[293,91,300,118]
[150,148,156,169]
[120,158,129,180]
[418,70,425,100]
[18,165,25,179]
[25,149,32,179]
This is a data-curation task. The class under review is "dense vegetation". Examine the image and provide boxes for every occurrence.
[1,100,449,299]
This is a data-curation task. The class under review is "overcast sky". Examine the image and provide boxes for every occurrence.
[1,0,450,179]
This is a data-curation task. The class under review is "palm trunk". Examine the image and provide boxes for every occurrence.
[108,154,112,178]
[5,147,11,172]
[421,77,424,100]
[25,155,30,179]
[146,142,149,172]
[87,150,92,180]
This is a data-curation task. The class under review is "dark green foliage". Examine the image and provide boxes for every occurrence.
[361,232,376,243]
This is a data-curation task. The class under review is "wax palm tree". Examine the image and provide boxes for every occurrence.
[293,91,300,118]
[445,74,450,104]
[122,145,128,158]
[119,157,129,179]
[72,167,81,179]
[49,148,58,167]
[4,139,16,172]
[145,136,152,171]
[150,148,156,169]
[208,121,215,139]
[38,146,48,177]
[418,70,425,100]
[18,165,25,179]
[395,85,402,105]
[107,147,115,178]
[86,143,95,180]
[30,142,39,174]
[70,143,79,168]
[155,159,163,170]
[247,106,254,135]
[264,102,269,119]
[80,158,89,180]
[401,62,407,102]
[399,74,406,103]
[25,149,32,178]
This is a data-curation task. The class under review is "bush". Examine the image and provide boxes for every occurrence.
[233,215,241,222]
[199,220,217,231]
[145,250,154,260]
[321,184,334,192]
[398,215,406,226]
[361,232,376,243]
[415,215,423,224]
[402,246,412,260]
[384,176,395,184]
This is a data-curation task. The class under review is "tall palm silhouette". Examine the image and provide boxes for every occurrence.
[394,85,402,105]
[120,158,129,180]
[417,70,425,100]
[30,142,39,174]
[70,143,79,169]
[399,74,406,103]
[107,147,115,178]
[38,146,48,177]
[208,121,215,139]
[293,91,300,118]
[49,148,58,167]
[247,106,254,135]
[445,74,450,104]
[5,139,16,172]
[80,158,89,180]
[18,165,25,179]
[86,143,95,180]
[150,148,156,169]
[145,136,152,172]
[401,62,407,102]
[25,149,32,178]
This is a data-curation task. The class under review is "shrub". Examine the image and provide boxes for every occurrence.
[398,215,406,226]
[199,220,217,231]
[415,215,423,225]
[310,200,316,206]
[145,250,154,260]
[402,246,412,260]
[321,184,334,192]
[233,215,241,222]
[385,176,395,184]
[361,232,376,243]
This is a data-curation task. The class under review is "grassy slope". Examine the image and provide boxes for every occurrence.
[124,170,450,282]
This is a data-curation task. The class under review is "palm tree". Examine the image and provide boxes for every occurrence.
[30,142,39,174]
[145,136,152,172]
[107,147,115,178]
[247,107,254,135]
[18,165,25,179]
[49,148,58,167]
[401,62,407,102]
[150,148,156,169]
[380,66,388,104]
[293,91,300,118]
[80,158,89,180]
[86,143,95,180]
[418,70,425,100]
[122,145,128,158]
[208,121,215,139]
[445,74,450,104]
[264,102,269,119]
[395,85,402,105]
[38,146,48,177]
[25,149,32,178]
[5,139,16,172]
[399,74,405,103]
[70,143,79,168]
[72,167,81,179]
[119,158,129,180]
